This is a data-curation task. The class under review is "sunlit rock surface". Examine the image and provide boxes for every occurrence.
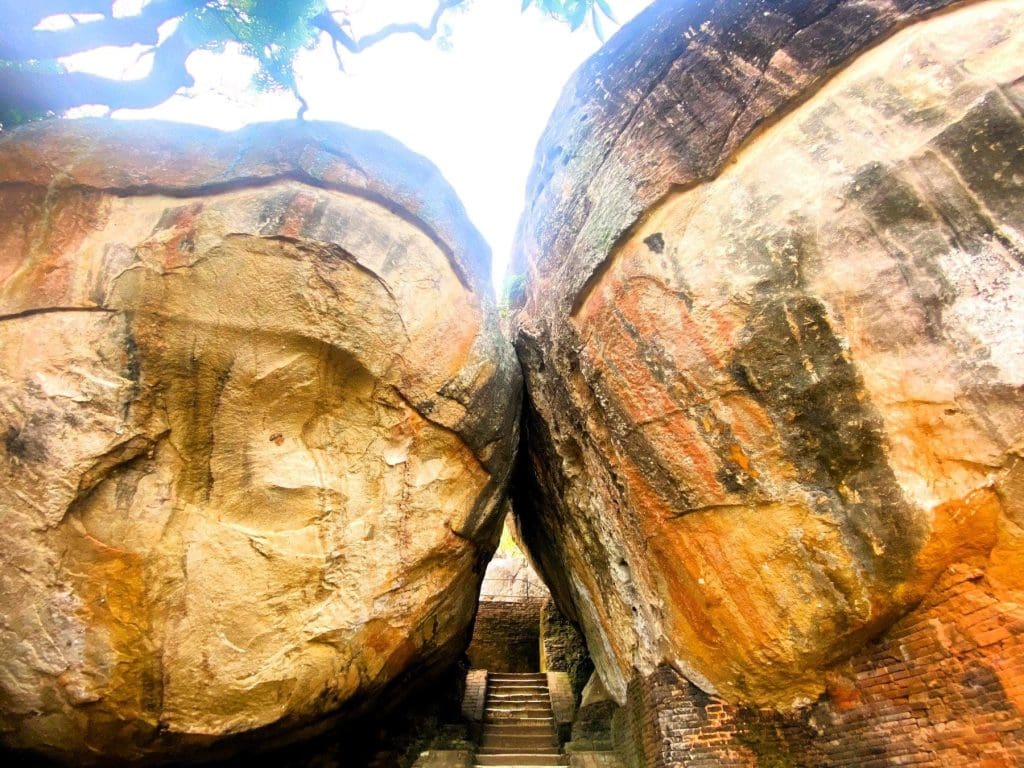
[0,119,520,763]
[511,0,1024,707]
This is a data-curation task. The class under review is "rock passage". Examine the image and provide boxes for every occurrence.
[2,0,1024,764]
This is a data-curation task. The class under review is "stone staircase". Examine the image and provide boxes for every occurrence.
[474,672,567,767]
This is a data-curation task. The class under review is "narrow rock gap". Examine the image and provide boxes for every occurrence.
[404,508,622,768]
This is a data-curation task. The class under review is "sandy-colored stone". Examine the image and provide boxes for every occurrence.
[512,0,1024,707]
[0,120,520,763]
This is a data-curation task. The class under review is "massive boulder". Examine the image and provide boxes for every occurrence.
[0,120,520,762]
[511,0,1024,708]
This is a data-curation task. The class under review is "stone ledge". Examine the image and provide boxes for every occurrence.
[411,749,473,768]
[548,670,576,745]
[462,669,488,723]
[567,752,626,768]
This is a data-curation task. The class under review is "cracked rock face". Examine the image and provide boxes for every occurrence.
[512,0,1024,707]
[0,120,520,763]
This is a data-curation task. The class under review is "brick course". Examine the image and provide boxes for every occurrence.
[467,598,544,673]
[613,565,1024,767]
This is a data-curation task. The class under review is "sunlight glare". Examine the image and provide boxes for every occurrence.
[90,0,654,293]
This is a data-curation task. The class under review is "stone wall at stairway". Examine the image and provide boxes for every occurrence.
[541,599,594,700]
[467,599,545,673]
[611,564,1024,767]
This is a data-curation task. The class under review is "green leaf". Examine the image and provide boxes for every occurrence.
[567,1,587,30]
[596,0,616,22]
[591,5,605,40]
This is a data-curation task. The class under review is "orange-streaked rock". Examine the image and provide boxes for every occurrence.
[512,0,1024,707]
[0,120,520,763]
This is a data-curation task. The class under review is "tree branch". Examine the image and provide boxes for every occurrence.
[0,0,476,122]
[0,0,208,60]
[295,90,309,120]
[312,0,464,54]
[0,23,201,114]
[2,0,112,28]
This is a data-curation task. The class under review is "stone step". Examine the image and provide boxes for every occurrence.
[484,721,556,730]
[489,684,552,692]
[474,755,568,766]
[485,709,554,719]
[481,734,559,750]
[488,673,548,680]
[481,723,556,736]
[485,708,557,716]
[486,701,552,708]
[488,687,549,694]
[476,674,564,768]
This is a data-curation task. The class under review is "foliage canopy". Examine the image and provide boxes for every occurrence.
[0,0,617,128]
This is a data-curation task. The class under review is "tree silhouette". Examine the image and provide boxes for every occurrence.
[0,0,617,128]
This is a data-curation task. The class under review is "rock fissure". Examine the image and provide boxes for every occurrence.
[3,1,1024,765]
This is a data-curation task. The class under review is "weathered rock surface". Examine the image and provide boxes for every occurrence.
[0,120,520,763]
[512,0,1024,707]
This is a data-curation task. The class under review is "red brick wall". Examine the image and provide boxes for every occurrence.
[467,599,544,672]
[613,564,1024,767]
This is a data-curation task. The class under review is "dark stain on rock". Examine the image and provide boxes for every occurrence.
[716,465,750,493]
[4,424,45,463]
[644,232,665,253]
[849,161,933,230]
[601,307,761,508]
[151,204,188,234]
[730,295,921,583]
[848,161,962,343]
[122,324,142,420]
[932,91,1024,243]
[587,361,687,513]
[168,338,236,505]
[736,227,811,295]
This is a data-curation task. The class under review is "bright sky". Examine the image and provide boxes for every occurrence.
[60,0,653,294]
